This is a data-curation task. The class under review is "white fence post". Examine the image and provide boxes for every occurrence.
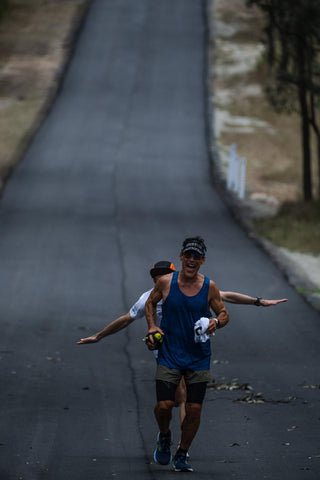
[238,157,246,200]
[227,144,237,190]
[227,144,246,200]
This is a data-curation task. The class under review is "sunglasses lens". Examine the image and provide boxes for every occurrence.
[185,251,201,260]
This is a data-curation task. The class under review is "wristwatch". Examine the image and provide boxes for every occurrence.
[254,297,261,306]
[215,318,219,328]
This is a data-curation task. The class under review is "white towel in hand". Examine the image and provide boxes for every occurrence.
[194,317,212,343]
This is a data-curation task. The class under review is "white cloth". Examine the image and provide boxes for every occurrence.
[194,317,212,343]
[129,289,163,326]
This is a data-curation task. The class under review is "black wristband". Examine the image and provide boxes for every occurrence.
[254,297,261,306]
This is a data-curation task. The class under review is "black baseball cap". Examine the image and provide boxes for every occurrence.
[181,239,206,257]
[150,261,176,278]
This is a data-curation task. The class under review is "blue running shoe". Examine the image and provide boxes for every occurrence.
[176,440,190,458]
[172,448,193,472]
[154,431,172,465]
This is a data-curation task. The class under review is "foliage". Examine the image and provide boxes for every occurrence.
[0,0,10,18]
[247,0,320,200]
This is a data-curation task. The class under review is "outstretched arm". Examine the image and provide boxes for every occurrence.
[77,312,134,344]
[220,291,288,306]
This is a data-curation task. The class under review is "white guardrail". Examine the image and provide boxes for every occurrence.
[226,143,246,200]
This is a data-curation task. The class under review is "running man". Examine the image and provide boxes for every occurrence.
[145,237,228,472]
[77,260,287,429]
[77,260,287,345]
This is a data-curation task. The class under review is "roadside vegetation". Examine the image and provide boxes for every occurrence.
[0,0,89,184]
[255,201,320,255]
[211,0,320,255]
[248,0,320,202]
[0,0,319,256]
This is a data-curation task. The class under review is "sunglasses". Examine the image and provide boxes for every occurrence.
[183,251,203,260]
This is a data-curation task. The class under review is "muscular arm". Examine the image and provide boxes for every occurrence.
[220,291,288,306]
[77,312,134,344]
[207,281,229,335]
[145,282,164,334]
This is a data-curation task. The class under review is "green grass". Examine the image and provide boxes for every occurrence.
[0,95,43,172]
[296,286,320,295]
[254,201,320,254]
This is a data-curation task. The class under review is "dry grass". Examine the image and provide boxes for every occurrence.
[211,0,320,254]
[0,0,89,178]
[212,0,319,202]
[255,201,320,255]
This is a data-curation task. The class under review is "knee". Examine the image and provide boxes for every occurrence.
[155,400,175,414]
[185,402,202,419]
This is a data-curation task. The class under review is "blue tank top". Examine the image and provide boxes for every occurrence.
[158,271,212,370]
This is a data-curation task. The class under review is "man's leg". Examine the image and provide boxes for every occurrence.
[179,402,202,451]
[153,365,184,465]
[172,381,207,472]
[179,381,207,449]
[153,378,179,465]
[154,399,175,434]
[174,377,187,425]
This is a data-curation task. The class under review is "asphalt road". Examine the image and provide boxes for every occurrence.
[0,1,319,479]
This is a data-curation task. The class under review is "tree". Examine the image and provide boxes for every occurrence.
[0,0,9,18]
[247,0,320,200]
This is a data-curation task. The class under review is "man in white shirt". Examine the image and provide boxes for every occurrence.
[77,260,287,345]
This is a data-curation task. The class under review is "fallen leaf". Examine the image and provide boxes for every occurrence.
[233,393,266,404]
[287,426,298,431]
[208,379,253,391]
[46,357,61,363]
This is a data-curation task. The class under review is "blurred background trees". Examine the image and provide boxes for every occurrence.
[247,0,320,201]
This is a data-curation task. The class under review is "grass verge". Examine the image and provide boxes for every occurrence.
[0,0,90,181]
[211,0,320,258]
[254,201,320,255]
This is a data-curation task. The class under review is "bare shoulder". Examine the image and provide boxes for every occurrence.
[157,272,173,301]
[209,279,221,297]
[156,272,173,289]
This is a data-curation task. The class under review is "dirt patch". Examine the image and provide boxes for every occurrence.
[0,0,90,183]
[209,0,319,203]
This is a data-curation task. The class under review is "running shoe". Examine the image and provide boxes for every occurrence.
[176,440,190,458]
[172,448,193,472]
[154,431,172,465]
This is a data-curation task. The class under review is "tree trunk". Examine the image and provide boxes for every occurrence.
[309,108,320,199]
[297,37,313,201]
[317,138,320,199]
[315,130,320,198]
[298,82,313,201]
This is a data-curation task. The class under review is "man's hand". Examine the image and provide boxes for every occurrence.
[205,318,219,336]
[260,298,288,307]
[147,327,164,345]
[77,335,99,344]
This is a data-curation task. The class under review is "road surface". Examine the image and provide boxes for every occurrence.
[0,1,319,479]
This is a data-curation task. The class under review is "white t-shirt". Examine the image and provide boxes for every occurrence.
[129,289,163,325]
